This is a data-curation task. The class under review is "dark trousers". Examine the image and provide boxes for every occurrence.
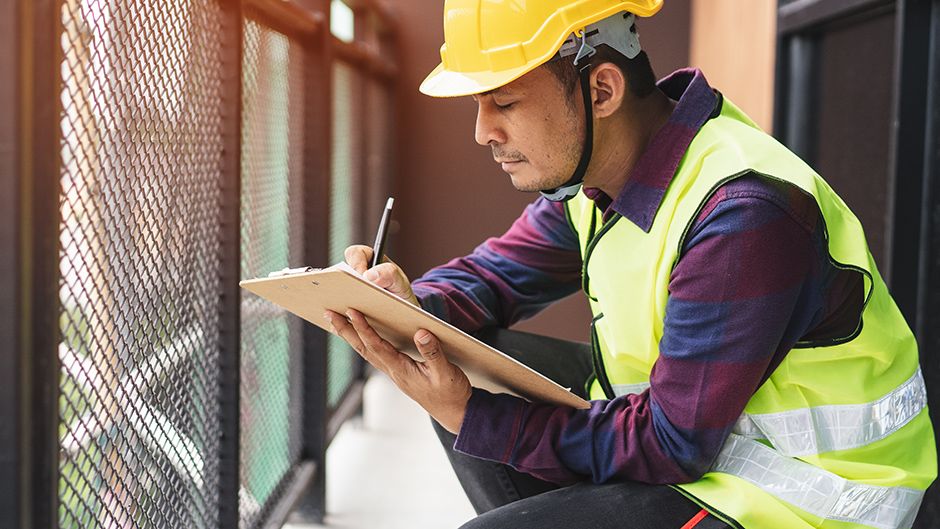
[433,328,732,529]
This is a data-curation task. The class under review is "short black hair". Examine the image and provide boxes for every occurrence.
[543,45,658,101]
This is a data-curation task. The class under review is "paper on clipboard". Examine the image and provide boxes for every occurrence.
[239,263,590,409]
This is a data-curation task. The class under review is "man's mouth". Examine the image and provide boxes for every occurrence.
[499,160,523,172]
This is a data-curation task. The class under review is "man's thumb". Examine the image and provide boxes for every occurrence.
[365,263,400,291]
[414,329,443,365]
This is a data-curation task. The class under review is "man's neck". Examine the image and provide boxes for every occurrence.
[585,88,676,199]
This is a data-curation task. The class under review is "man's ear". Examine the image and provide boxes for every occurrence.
[590,63,626,118]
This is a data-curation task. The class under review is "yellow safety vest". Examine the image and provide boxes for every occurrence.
[565,96,936,529]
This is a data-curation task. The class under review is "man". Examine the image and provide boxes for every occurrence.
[324,2,936,528]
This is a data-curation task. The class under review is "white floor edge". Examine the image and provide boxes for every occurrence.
[284,373,475,529]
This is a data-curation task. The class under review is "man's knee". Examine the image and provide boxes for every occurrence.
[458,517,484,529]
[458,511,502,529]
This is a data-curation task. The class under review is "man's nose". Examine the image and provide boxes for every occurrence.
[474,102,506,147]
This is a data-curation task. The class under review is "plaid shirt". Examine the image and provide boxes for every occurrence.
[412,69,861,485]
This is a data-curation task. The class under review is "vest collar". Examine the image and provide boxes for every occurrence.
[584,69,720,233]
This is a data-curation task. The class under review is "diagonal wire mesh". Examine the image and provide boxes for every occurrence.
[327,60,362,408]
[238,20,306,528]
[58,1,226,527]
[53,0,394,526]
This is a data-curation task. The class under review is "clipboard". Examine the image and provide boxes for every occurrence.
[239,264,590,409]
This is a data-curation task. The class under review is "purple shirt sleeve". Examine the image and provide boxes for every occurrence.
[412,197,583,333]
[454,177,833,485]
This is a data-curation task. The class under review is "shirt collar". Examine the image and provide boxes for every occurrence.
[583,68,720,232]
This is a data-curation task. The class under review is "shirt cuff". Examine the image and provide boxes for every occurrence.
[454,387,527,463]
[412,284,448,321]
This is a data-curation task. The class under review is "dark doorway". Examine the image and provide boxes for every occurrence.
[775,1,940,526]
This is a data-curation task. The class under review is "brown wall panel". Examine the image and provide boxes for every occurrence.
[690,0,776,131]
[383,1,690,342]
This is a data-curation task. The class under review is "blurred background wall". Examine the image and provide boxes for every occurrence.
[690,0,777,131]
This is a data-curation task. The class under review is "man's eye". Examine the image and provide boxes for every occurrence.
[495,100,516,110]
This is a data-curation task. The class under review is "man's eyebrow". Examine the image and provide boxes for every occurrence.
[473,88,520,102]
[477,88,513,97]
[471,89,495,102]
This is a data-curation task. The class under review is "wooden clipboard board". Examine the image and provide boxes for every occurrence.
[239,264,589,409]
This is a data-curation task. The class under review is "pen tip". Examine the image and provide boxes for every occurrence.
[386,197,395,208]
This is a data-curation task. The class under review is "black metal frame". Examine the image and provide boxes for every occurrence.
[889,0,940,338]
[0,0,23,526]
[28,0,63,523]
[295,1,334,523]
[777,0,892,33]
[886,0,935,329]
[219,1,245,527]
[0,0,397,527]
[916,3,940,526]
[775,0,940,526]
[0,1,65,528]
[774,32,820,162]
[0,0,25,525]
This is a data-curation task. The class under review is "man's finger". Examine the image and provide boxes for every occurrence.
[344,245,373,275]
[346,309,411,371]
[414,329,445,372]
[324,310,379,368]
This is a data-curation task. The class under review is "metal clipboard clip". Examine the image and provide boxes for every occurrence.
[267,266,314,278]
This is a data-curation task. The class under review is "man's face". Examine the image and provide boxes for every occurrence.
[472,66,583,192]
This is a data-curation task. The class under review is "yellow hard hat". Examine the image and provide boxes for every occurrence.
[420,0,664,98]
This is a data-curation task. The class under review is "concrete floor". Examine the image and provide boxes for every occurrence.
[285,374,476,529]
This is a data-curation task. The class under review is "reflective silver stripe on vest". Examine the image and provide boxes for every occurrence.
[714,434,924,529]
[612,382,650,397]
[733,368,927,457]
[732,413,766,439]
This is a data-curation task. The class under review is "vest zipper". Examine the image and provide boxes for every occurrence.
[590,312,616,399]
[581,209,622,301]
[578,205,623,400]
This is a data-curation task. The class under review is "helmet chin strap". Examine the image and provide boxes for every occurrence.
[540,35,595,202]
[539,12,641,202]
[540,63,594,202]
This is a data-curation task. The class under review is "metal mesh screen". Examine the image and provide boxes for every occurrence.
[327,61,361,408]
[58,1,226,527]
[238,20,306,528]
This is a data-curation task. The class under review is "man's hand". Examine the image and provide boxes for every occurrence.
[344,245,419,307]
[325,308,471,434]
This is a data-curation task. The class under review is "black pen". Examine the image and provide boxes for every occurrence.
[371,197,394,268]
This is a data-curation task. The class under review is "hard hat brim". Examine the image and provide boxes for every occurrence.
[419,61,536,98]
